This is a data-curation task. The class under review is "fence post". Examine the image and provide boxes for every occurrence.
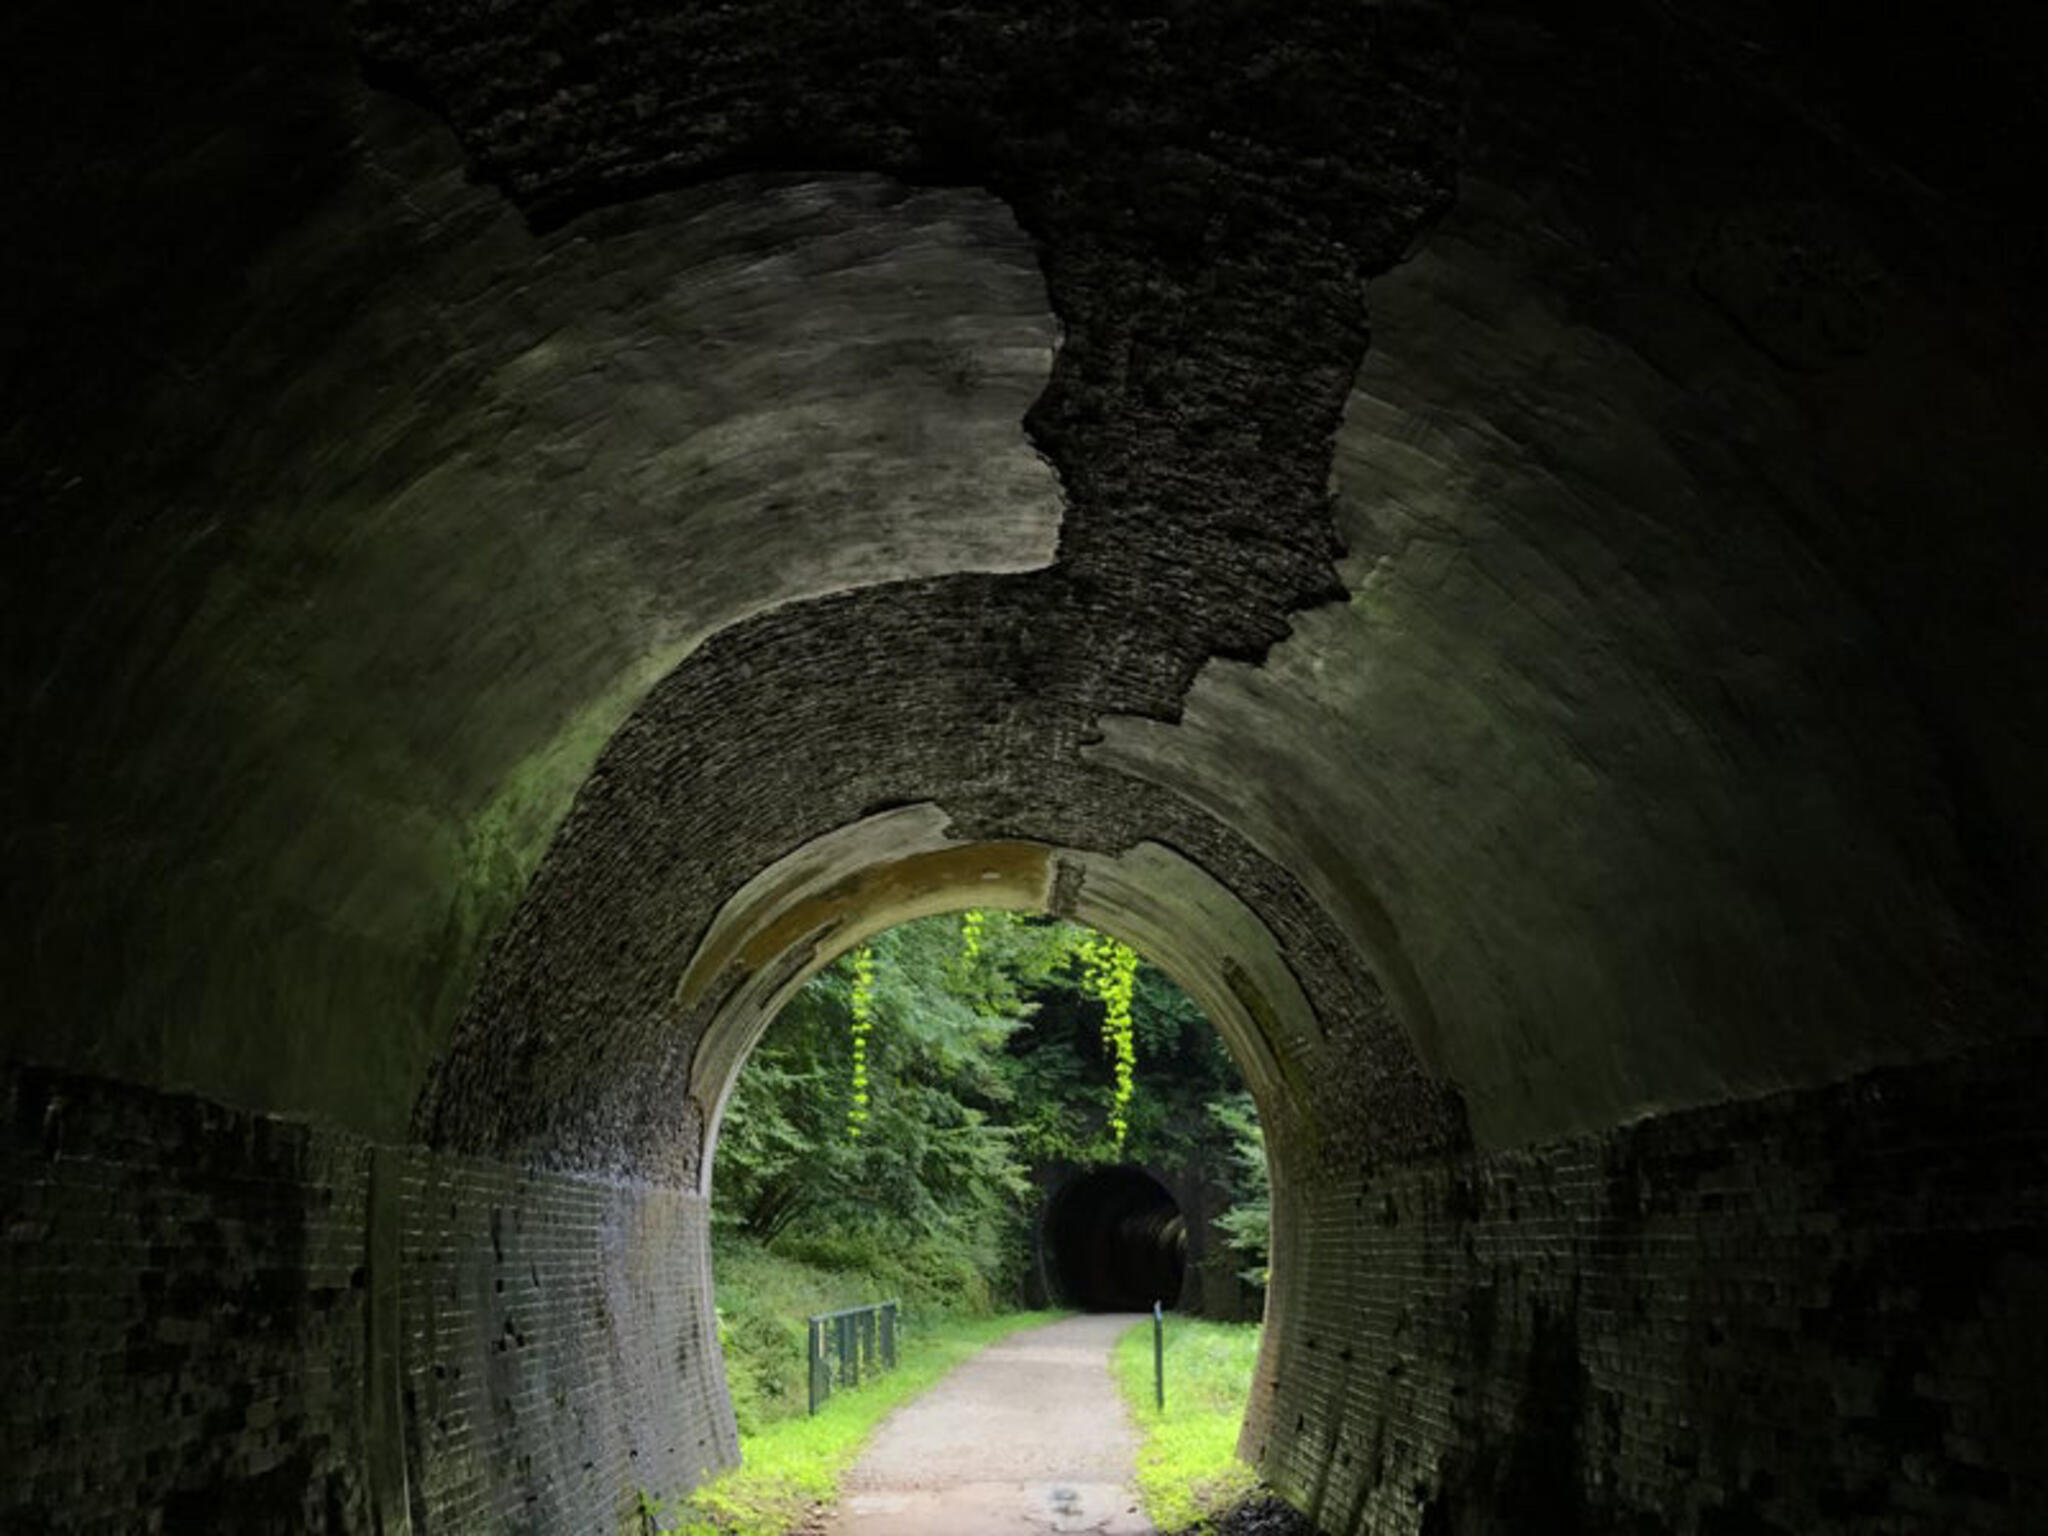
[1153,1300,1165,1411]
[805,1301,905,1414]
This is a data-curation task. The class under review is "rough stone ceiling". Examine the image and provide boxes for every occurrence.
[2,0,2042,1183]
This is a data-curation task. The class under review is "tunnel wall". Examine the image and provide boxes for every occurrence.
[393,1153,729,1530]
[1,1068,375,1530]
[0,1066,733,1534]
[1251,1036,2048,1536]
[0,3,1065,1145]
[1158,1163,1263,1324]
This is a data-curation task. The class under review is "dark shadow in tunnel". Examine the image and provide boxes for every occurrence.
[1043,1164,1187,1312]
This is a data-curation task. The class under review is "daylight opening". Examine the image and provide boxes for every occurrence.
[704,908,1271,1436]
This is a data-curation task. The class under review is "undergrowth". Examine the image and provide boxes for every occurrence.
[712,1232,1013,1436]
[659,1309,1059,1535]
[1112,1317,1263,1534]
[655,1233,1059,1535]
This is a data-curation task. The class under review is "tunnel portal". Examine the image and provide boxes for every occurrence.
[1044,1165,1188,1313]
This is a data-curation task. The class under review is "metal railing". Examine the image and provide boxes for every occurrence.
[806,1300,899,1415]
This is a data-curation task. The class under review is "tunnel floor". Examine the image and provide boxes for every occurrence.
[829,1314,1149,1535]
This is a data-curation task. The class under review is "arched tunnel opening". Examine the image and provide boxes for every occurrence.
[1043,1165,1187,1313]
[703,904,1270,1423]
[3,3,2047,1533]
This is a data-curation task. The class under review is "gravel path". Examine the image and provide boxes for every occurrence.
[825,1312,1155,1535]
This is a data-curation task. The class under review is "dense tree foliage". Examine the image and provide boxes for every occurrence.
[711,911,1269,1304]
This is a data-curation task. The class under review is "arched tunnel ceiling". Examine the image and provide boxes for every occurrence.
[1092,170,2026,1143]
[3,51,1063,1133]
[2,0,2043,1172]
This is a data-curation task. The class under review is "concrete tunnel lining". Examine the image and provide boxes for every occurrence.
[11,0,2031,1176]
[0,77,1068,1139]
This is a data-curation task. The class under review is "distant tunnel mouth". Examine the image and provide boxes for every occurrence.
[1044,1165,1186,1312]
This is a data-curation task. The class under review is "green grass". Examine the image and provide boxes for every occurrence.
[656,1307,1064,1536]
[711,1235,923,1437]
[1112,1317,1263,1534]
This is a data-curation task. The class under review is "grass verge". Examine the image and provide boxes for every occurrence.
[1112,1316,1263,1534]
[655,1309,1064,1536]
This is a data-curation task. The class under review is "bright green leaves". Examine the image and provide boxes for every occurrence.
[847,945,875,1139]
[716,911,1257,1309]
[714,920,1034,1282]
[1076,933,1141,1152]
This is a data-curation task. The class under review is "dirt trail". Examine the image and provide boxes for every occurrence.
[825,1312,1155,1536]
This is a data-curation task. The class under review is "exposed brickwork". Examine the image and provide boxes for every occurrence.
[0,1067,733,1534]
[421,578,1469,1184]
[1252,1037,2048,1535]
[9,1038,2048,1532]
[0,1068,374,1533]
[398,1152,732,1530]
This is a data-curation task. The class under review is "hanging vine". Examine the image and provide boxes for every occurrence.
[1077,933,1140,1152]
[847,945,875,1139]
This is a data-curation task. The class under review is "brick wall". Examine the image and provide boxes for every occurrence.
[1252,1037,2048,1536]
[0,1068,735,1535]
[8,1039,2046,1534]
[0,1068,375,1533]
[397,1153,732,1531]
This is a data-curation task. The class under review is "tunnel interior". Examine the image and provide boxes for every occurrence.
[1043,1165,1189,1314]
[3,0,2047,1532]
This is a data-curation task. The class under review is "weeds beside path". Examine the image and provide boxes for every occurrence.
[1111,1317,1262,1534]
[655,1309,1065,1536]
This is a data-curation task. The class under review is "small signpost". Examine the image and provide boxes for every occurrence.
[1153,1300,1165,1411]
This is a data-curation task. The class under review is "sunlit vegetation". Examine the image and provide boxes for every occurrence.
[654,1305,1062,1536]
[1112,1318,1264,1533]
[1076,931,1140,1150]
[686,910,1273,1533]
[711,911,1266,1321]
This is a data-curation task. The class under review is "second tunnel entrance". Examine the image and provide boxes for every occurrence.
[1042,1165,1187,1313]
